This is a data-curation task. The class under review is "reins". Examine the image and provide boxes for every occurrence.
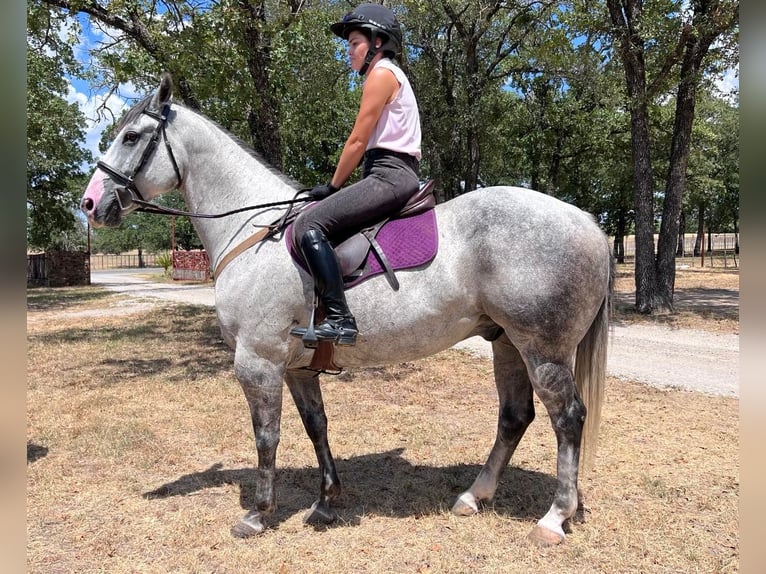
[131,193,312,220]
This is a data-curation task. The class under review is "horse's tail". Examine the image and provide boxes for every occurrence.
[575,250,614,470]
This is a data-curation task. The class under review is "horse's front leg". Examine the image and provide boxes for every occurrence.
[284,370,341,525]
[230,348,284,538]
[527,358,585,546]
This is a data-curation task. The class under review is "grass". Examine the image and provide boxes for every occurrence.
[612,264,739,334]
[26,271,739,573]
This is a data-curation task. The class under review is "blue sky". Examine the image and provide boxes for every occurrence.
[63,14,141,163]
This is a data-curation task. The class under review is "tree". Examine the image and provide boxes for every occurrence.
[39,0,737,277]
[27,1,92,250]
[606,0,738,313]
[41,0,340,173]
[406,0,563,200]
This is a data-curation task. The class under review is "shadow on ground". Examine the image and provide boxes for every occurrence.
[144,448,558,529]
[27,442,49,464]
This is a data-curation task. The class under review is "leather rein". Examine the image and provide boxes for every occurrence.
[95,102,311,278]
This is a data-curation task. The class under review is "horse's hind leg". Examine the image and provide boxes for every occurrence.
[284,370,341,525]
[525,355,585,546]
[453,333,535,516]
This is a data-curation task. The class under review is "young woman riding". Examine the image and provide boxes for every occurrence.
[289,3,423,348]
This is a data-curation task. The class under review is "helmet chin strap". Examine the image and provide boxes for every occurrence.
[359,30,380,76]
[359,51,376,75]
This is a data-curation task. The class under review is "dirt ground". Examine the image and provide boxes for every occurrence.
[26,269,739,573]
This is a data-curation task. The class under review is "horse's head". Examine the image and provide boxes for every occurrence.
[80,73,182,227]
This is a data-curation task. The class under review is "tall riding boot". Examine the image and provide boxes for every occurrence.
[289,229,358,346]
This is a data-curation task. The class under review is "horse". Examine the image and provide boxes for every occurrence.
[80,73,613,546]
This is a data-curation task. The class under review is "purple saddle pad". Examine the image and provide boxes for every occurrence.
[286,208,438,289]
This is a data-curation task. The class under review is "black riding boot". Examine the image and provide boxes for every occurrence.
[289,229,358,347]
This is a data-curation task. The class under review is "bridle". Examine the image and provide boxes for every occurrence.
[96,103,183,212]
[95,101,313,277]
[96,101,311,220]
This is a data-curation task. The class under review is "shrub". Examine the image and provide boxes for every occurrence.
[156,253,172,277]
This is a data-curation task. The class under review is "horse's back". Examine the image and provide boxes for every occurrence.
[438,186,603,245]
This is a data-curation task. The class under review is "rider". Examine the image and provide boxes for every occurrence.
[289,3,422,348]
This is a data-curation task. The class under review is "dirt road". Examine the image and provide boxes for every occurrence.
[91,270,739,398]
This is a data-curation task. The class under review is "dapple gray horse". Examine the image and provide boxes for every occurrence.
[81,74,613,546]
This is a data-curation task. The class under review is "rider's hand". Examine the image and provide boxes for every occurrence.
[307,182,339,201]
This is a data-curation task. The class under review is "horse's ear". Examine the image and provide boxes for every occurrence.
[154,73,173,107]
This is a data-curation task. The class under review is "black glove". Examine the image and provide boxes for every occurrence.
[306,182,339,201]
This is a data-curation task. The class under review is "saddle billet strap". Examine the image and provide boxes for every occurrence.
[362,221,400,291]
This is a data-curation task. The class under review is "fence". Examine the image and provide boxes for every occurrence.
[614,233,740,268]
[91,250,211,280]
[89,252,169,270]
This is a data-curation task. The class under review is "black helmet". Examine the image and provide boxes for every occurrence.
[331,3,403,58]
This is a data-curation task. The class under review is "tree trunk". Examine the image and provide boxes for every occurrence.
[607,0,661,314]
[237,0,283,169]
[676,210,685,257]
[655,20,714,312]
[613,212,626,264]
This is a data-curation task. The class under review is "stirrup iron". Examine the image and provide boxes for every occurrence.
[290,294,320,349]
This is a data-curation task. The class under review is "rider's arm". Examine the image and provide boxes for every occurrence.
[330,66,399,189]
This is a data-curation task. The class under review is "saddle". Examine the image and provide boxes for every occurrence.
[286,180,439,374]
[287,179,438,291]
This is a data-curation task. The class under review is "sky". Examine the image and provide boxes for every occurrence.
[64,14,139,163]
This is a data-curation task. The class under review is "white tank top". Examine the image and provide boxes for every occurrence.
[366,59,422,161]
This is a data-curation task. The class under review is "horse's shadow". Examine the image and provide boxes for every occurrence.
[144,448,557,529]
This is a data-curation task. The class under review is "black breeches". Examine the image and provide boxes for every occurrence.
[292,151,420,245]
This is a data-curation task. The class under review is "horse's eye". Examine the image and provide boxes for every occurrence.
[123,131,140,145]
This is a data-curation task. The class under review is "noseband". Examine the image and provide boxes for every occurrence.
[96,103,183,210]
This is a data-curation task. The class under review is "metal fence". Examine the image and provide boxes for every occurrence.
[614,233,740,267]
[89,252,169,270]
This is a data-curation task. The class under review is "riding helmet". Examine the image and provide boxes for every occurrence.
[330,3,403,56]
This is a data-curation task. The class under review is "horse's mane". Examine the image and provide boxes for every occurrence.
[118,95,303,191]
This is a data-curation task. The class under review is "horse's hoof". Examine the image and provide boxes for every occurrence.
[451,492,479,516]
[303,500,337,525]
[231,511,265,538]
[526,525,565,547]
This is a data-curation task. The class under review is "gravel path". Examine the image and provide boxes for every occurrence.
[91,270,739,398]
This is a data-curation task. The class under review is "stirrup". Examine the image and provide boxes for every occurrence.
[289,295,320,349]
[314,317,358,347]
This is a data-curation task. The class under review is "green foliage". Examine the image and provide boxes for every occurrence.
[155,252,173,276]
[34,0,738,253]
[27,1,92,250]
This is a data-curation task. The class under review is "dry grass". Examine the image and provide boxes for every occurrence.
[612,264,739,334]
[27,280,738,573]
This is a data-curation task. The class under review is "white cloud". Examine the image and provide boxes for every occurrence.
[716,66,739,102]
[66,81,129,162]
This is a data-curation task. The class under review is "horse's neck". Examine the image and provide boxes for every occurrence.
[175,108,298,265]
